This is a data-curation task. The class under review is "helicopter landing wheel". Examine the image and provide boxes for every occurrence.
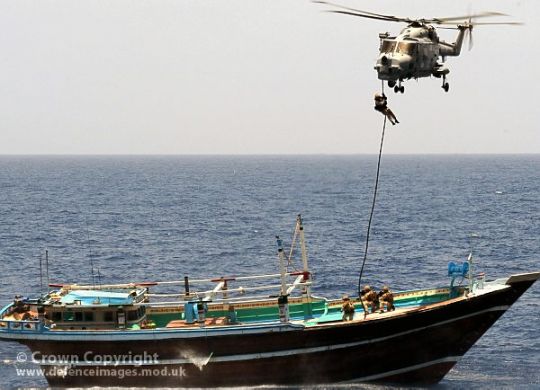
[394,85,399,93]
[442,82,449,92]
[399,86,405,93]
[388,80,396,88]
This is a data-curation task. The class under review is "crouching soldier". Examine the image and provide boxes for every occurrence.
[361,285,379,314]
[341,295,355,321]
[378,286,395,313]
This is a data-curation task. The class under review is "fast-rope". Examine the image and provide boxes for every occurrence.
[357,83,388,299]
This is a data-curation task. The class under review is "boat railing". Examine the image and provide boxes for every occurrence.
[49,270,313,305]
[54,272,305,289]
[145,280,312,299]
[141,295,288,307]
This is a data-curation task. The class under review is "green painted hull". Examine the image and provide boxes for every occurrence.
[147,288,453,328]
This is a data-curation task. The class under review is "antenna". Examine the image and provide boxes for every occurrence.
[45,249,50,291]
[468,233,481,292]
[85,216,97,288]
[39,252,43,294]
[469,232,480,254]
[97,267,102,288]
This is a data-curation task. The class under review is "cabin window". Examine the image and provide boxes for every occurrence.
[84,312,94,322]
[74,312,83,322]
[63,312,74,321]
[397,42,416,55]
[104,311,114,322]
[127,310,138,321]
[52,312,62,322]
[381,40,396,53]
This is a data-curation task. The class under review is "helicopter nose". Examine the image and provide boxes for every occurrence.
[374,56,398,78]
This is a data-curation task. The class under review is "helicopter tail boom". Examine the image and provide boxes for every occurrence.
[439,25,470,57]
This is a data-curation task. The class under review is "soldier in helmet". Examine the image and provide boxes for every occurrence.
[361,285,379,314]
[378,285,395,313]
[341,295,355,321]
[374,93,399,125]
[12,295,28,314]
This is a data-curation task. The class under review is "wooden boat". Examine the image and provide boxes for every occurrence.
[0,216,538,387]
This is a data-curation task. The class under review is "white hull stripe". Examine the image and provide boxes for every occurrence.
[38,356,462,383]
[35,305,509,366]
[343,356,461,382]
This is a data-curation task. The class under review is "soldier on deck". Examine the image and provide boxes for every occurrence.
[378,285,395,313]
[341,295,355,321]
[361,285,379,314]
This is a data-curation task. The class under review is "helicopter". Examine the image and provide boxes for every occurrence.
[313,1,521,93]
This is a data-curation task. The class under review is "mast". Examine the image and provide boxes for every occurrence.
[45,250,50,291]
[276,236,287,296]
[298,215,309,276]
[276,236,290,323]
[39,252,43,294]
[297,214,313,318]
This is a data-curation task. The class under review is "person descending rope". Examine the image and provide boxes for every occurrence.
[374,93,399,125]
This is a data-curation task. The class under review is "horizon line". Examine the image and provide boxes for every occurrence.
[0,152,539,157]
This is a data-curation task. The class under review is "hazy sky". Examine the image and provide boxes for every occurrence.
[1,0,538,154]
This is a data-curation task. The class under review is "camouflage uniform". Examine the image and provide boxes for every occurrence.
[341,295,355,321]
[361,286,379,313]
[379,286,395,313]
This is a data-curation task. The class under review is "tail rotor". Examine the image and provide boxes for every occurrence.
[466,19,473,51]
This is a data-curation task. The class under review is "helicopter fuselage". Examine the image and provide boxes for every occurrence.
[374,24,466,83]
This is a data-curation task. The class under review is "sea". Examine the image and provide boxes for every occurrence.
[0,155,538,389]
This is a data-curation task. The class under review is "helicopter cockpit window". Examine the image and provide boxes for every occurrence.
[397,42,416,55]
[380,40,396,53]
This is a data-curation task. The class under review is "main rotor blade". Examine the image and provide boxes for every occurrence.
[312,1,404,21]
[314,2,521,28]
[436,20,522,26]
[467,21,523,26]
[325,10,408,23]
[313,1,411,23]
[429,11,507,24]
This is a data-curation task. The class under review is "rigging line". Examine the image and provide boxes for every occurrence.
[39,252,43,294]
[84,216,96,288]
[357,114,387,298]
[287,221,299,269]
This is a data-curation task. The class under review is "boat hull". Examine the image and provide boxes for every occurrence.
[10,273,539,387]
